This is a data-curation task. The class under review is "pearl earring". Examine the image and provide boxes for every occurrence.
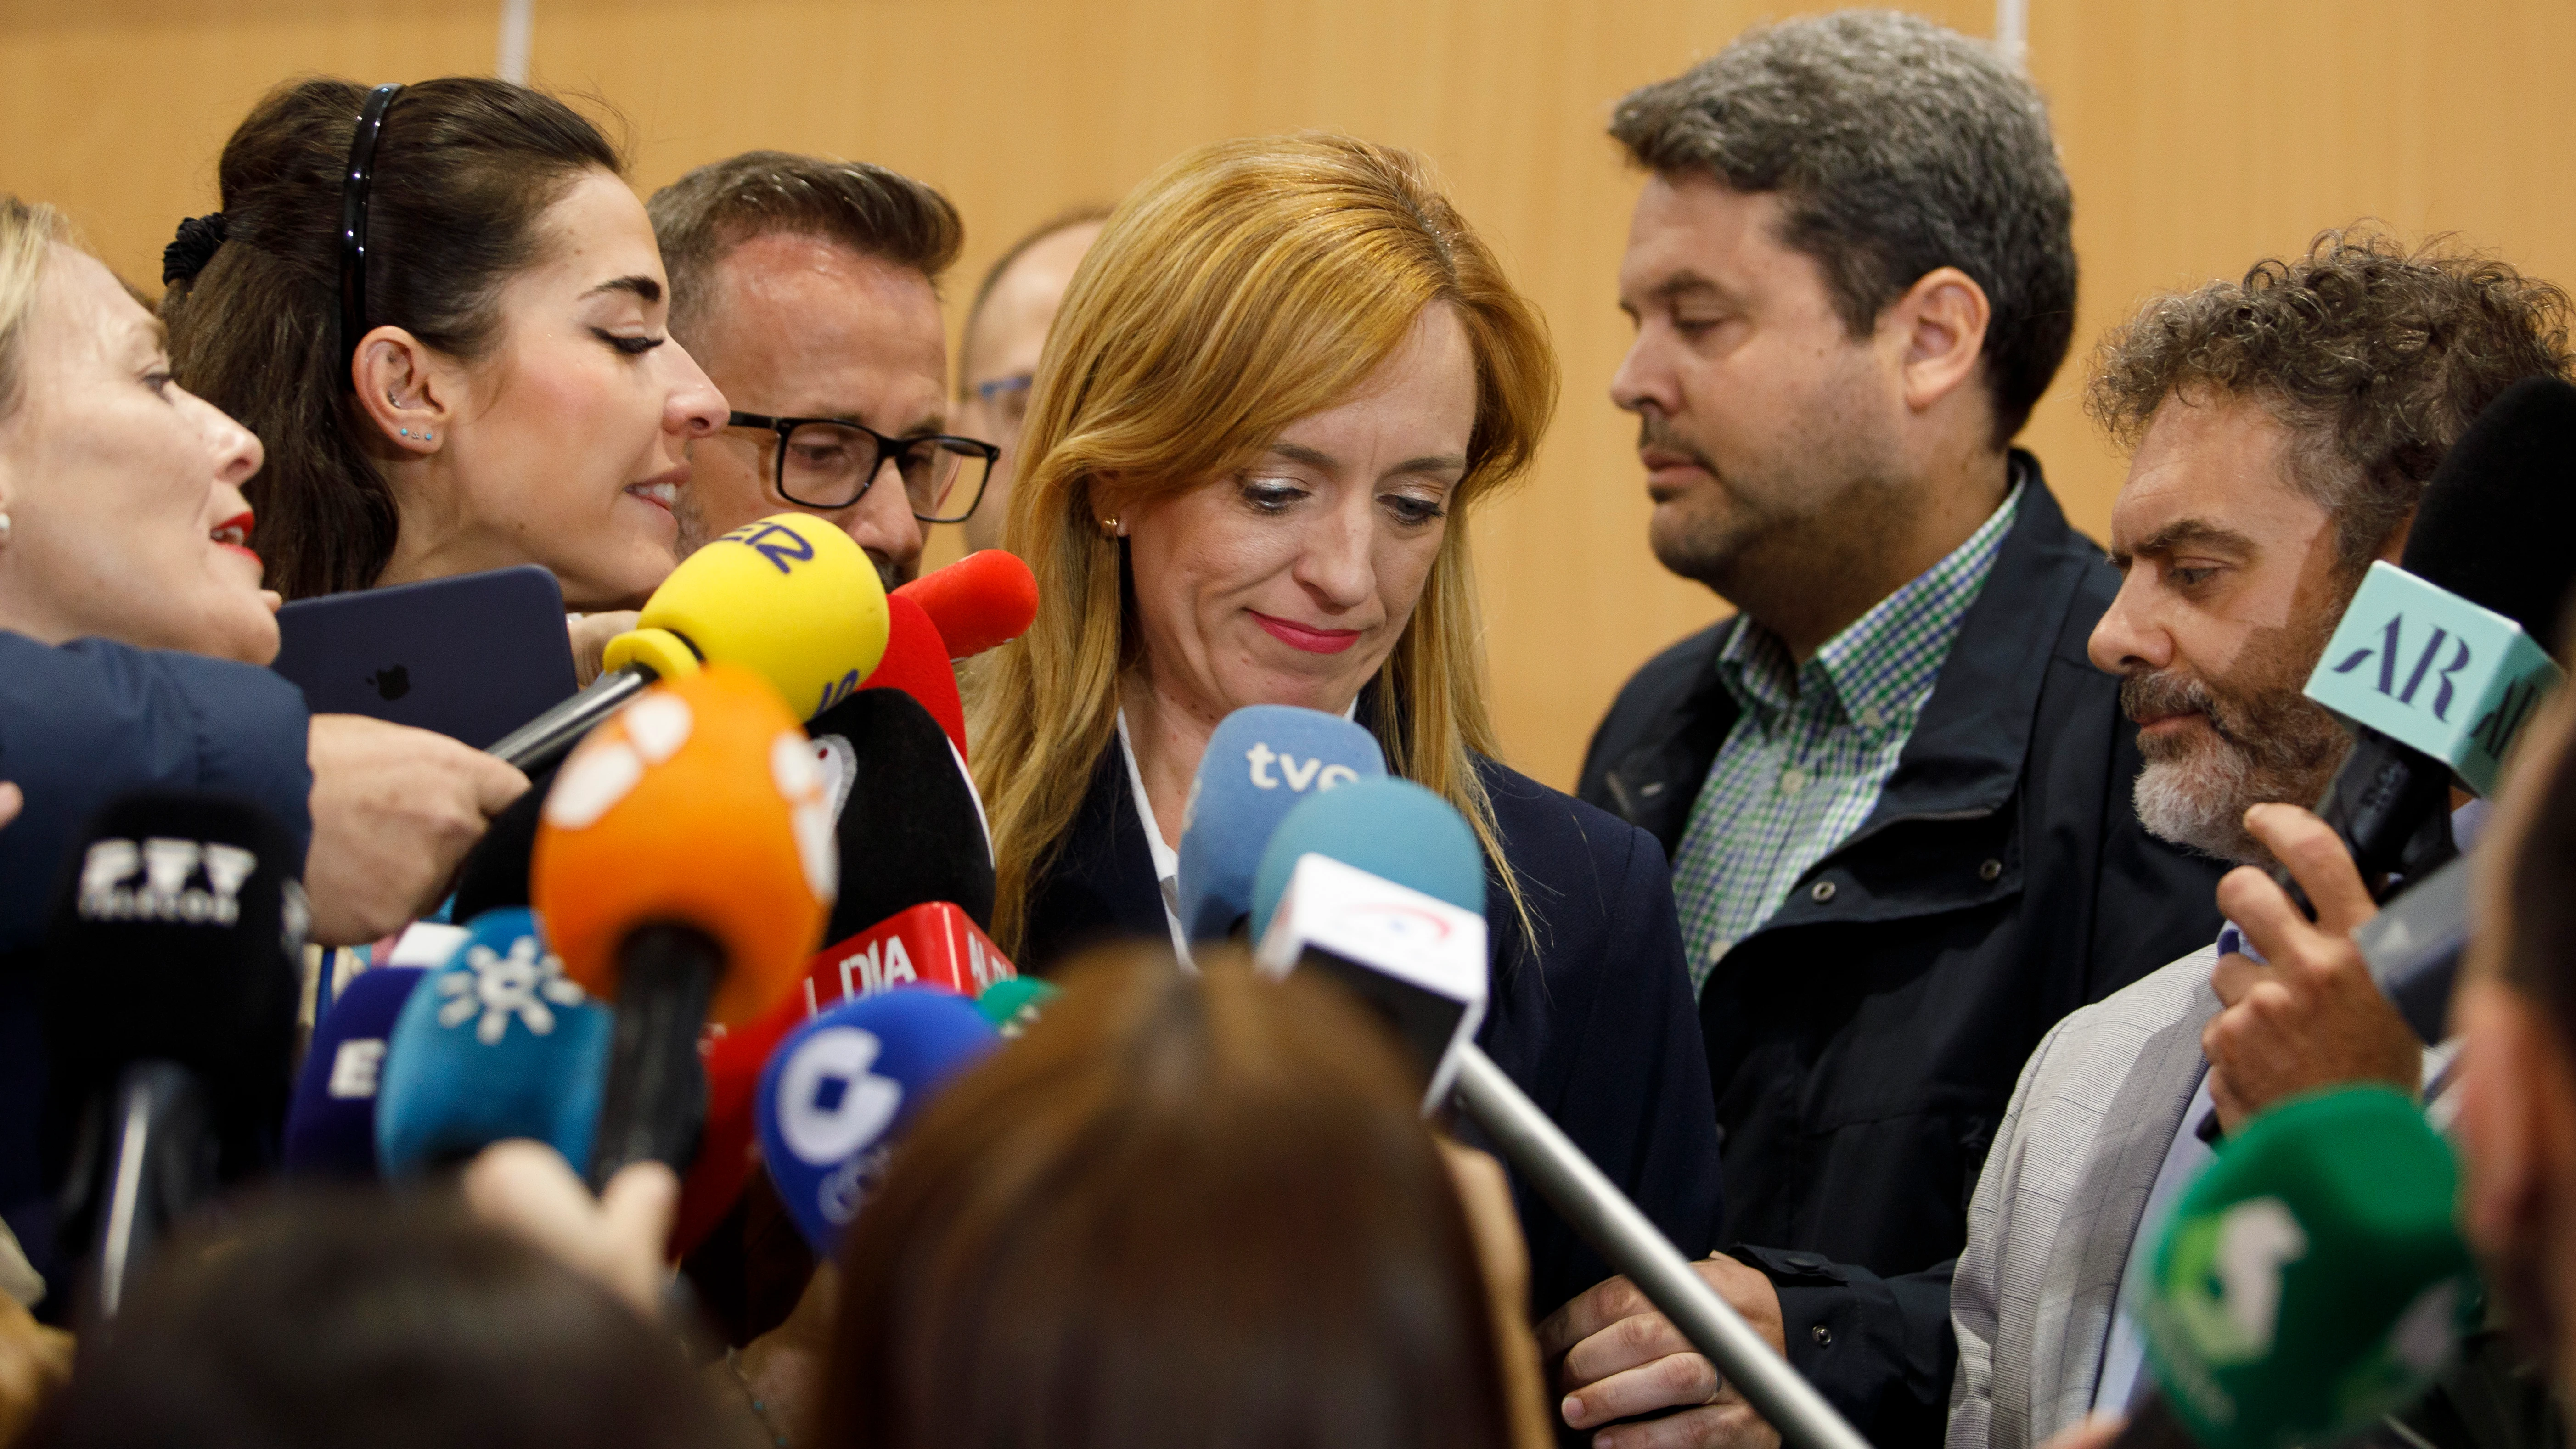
[0,511,12,546]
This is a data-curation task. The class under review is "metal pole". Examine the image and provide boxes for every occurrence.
[1451,1045,1875,1449]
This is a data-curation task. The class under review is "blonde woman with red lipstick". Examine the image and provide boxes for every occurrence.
[162,78,725,616]
[0,195,525,958]
[969,135,1727,1321]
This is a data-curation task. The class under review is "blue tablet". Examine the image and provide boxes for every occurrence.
[271,566,578,750]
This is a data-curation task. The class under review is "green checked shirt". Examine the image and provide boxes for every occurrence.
[1671,480,2024,993]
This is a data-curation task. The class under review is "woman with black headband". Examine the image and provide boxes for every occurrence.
[162,78,725,612]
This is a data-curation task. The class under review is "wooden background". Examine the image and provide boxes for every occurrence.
[7,0,2572,788]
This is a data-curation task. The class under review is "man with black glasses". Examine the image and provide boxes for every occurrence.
[649,152,996,590]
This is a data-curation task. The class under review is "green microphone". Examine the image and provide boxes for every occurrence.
[2122,1086,2480,1449]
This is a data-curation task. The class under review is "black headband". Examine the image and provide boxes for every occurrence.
[336,82,403,385]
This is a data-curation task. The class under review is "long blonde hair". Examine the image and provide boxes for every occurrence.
[0,197,66,418]
[970,134,1558,955]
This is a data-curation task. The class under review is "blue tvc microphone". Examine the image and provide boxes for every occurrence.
[1174,705,1384,943]
[756,988,997,1255]
[1249,784,1871,1449]
[281,966,426,1178]
[375,909,613,1176]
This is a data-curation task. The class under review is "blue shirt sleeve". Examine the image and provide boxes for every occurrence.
[0,632,312,953]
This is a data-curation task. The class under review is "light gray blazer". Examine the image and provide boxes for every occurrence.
[1946,945,2220,1449]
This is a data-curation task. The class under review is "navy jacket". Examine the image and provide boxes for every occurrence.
[1579,463,2227,1447]
[1023,736,1728,1320]
[0,631,313,1274]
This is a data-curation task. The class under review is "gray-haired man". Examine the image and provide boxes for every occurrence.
[1548,14,2225,1449]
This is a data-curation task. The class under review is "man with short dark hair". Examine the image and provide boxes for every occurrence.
[951,208,1107,556]
[1553,14,2226,1448]
[1949,233,2573,1449]
[649,152,990,589]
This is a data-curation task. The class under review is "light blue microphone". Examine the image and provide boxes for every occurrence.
[756,987,998,1255]
[1173,705,1384,943]
[1249,776,1485,944]
[375,908,613,1176]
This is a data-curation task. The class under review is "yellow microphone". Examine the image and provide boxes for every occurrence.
[489,514,889,771]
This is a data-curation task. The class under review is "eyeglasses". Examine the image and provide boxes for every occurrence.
[727,412,999,523]
[336,82,403,384]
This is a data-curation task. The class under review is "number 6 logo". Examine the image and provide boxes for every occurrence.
[776,1026,904,1166]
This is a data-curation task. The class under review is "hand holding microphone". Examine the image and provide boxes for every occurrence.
[304,713,528,946]
[534,663,834,1186]
[490,512,892,771]
[2202,805,2422,1133]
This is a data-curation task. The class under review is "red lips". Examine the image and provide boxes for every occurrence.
[1250,610,1362,655]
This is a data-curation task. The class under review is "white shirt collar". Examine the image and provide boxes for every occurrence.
[1116,707,1194,967]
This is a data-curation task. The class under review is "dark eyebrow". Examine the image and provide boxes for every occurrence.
[2108,517,2260,569]
[585,275,663,304]
[1268,441,1467,479]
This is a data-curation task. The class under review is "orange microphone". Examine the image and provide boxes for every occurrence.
[531,664,833,1185]
[893,548,1038,660]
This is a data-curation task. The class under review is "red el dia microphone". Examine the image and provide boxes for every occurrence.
[892,548,1037,661]
[532,664,833,1188]
[671,904,1018,1253]
[795,903,1017,1013]
[861,592,967,761]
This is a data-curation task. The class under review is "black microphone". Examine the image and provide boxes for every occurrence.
[2285,376,2576,904]
[802,687,996,939]
[41,792,308,1321]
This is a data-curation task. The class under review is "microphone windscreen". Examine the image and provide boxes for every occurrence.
[615,512,890,719]
[861,592,967,760]
[2398,376,2576,649]
[534,663,833,1028]
[375,908,613,1176]
[43,791,309,1181]
[800,902,1016,1009]
[281,966,426,1178]
[675,901,1017,1252]
[1249,776,1485,942]
[804,688,996,938]
[974,975,1058,1037]
[1175,706,1385,942]
[893,548,1038,659]
[756,988,997,1255]
[2139,1086,2475,1449]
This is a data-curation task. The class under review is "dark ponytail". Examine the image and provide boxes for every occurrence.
[163,77,623,600]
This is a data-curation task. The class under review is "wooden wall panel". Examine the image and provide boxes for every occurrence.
[7,0,2571,789]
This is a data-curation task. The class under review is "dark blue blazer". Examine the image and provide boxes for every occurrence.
[0,631,314,1281]
[1023,736,1727,1318]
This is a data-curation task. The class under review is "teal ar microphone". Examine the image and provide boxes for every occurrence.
[2290,376,2576,899]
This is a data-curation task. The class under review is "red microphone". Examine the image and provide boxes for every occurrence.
[671,903,1017,1254]
[794,902,1015,1011]
[861,593,967,761]
[893,549,1038,660]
